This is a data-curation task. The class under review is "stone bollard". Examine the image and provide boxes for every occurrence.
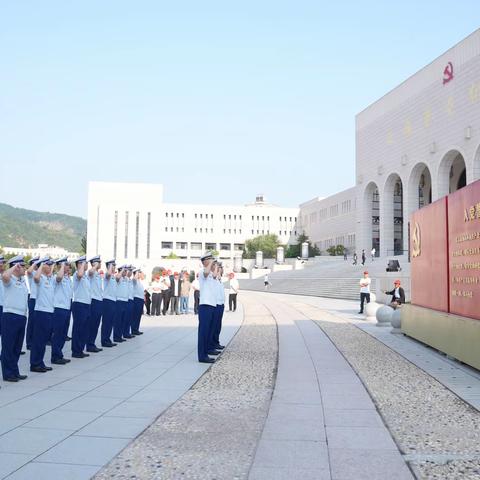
[376,305,394,327]
[365,301,380,321]
[390,308,402,333]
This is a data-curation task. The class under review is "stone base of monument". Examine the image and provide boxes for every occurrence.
[402,304,480,371]
[365,302,380,321]
[375,305,394,327]
[390,308,402,334]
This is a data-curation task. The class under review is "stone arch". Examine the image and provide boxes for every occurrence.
[407,162,432,216]
[382,173,404,256]
[362,182,380,256]
[473,143,480,182]
[437,148,467,198]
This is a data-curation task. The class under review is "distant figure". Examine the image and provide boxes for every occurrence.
[264,273,270,290]
[383,280,405,309]
[228,273,239,312]
[371,247,376,261]
[144,288,151,315]
[358,271,371,314]
[343,251,348,261]
[361,249,366,266]
[352,252,358,265]
[192,273,200,315]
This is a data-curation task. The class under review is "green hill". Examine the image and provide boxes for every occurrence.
[0,202,86,252]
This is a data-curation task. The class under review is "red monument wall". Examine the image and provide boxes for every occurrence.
[410,197,449,312]
[448,179,480,320]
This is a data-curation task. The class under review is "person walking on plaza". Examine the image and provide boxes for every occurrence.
[86,256,104,353]
[51,257,72,365]
[352,252,358,265]
[358,271,371,314]
[180,272,191,314]
[160,270,171,315]
[192,273,200,314]
[383,280,405,309]
[371,247,376,261]
[132,269,145,335]
[101,259,119,347]
[169,272,181,315]
[113,265,129,343]
[1,256,29,382]
[228,272,239,312]
[343,251,348,261]
[198,252,217,363]
[30,257,56,373]
[25,256,40,350]
[264,273,270,290]
[71,256,94,358]
[361,249,366,266]
[150,274,161,316]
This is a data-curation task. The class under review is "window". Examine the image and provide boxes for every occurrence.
[165,227,168,232]
[170,212,173,217]
[124,211,129,258]
[182,213,184,218]
[279,230,282,236]
[176,213,179,218]
[223,229,226,234]
[239,215,242,220]
[195,228,197,233]
[161,241,173,249]
[220,243,230,251]
[190,242,202,250]
[113,210,118,258]
[170,227,173,232]
[165,212,168,218]
[146,212,151,259]
[210,214,213,219]
[205,242,216,250]
[234,243,244,251]
[135,211,140,259]
[176,242,187,249]
[211,228,213,233]
[195,213,198,219]
[200,214,203,219]
[229,229,231,233]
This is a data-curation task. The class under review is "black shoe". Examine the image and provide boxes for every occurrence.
[63,358,71,363]
[208,350,221,356]
[102,342,115,348]
[52,359,68,365]
[124,334,133,339]
[86,347,103,353]
[132,331,143,335]
[30,366,48,373]
[199,358,215,364]
[113,338,125,343]
[3,377,19,382]
[72,352,90,358]
[215,345,225,350]
[358,311,363,314]
[16,374,28,380]
[65,336,71,341]
[20,351,26,355]
[44,366,53,371]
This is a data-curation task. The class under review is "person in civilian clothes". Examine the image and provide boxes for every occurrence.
[1,256,29,382]
[0,255,5,337]
[358,271,371,314]
[72,256,94,358]
[180,272,191,314]
[198,252,218,363]
[86,256,104,353]
[51,257,72,365]
[114,265,129,343]
[132,269,145,335]
[150,274,161,316]
[169,272,181,315]
[25,256,40,350]
[228,272,239,312]
[30,257,56,372]
[124,266,135,339]
[209,262,225,354]
[144,284,151,316]
[160,270,171,315]
[192,273,200,315]
[101,259,119,347]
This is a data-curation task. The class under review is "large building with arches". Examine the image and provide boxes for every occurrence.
[301,29,480,259]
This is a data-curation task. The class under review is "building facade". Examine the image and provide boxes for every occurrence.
[356,29,480,257]
[87,182,299,270]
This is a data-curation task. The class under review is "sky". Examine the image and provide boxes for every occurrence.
[0,1,478,218]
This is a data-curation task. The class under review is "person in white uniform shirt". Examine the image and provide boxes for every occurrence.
[209,262,225,353]
[358,271,371,314]
[132,269,145,335]
[25,256,40,350]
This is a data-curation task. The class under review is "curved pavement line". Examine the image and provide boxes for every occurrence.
[246,292,414,480]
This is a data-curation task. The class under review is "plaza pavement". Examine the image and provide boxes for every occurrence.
[0,308,243,480]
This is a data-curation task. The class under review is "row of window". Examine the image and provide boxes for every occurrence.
[162,212,297,222]
[318,233,356,250]
[302,200,355,226]
[112,210,152,260]
[160,242,245,251]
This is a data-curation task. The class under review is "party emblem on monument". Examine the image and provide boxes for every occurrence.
[412,221,421,258]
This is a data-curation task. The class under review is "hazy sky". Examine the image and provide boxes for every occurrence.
[1,1,478,217]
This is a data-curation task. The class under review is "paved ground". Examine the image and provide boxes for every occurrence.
[0,308,242,480]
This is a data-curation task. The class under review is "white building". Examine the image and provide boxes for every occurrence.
[1,244,79,260]
[87,182,299,271]
[300,29,480,259]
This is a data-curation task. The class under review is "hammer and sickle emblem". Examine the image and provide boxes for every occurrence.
[412,222,421,258]
[443,62,454,85]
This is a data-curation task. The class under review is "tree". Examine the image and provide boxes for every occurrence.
[166,251,179,259]
[80,234,87,254]
[285,233,320,258]
[243,234,281,259]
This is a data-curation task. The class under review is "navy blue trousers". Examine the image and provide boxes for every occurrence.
[30,310,53,368]
[132,298,144,332]
[87,299,103,349]
[26,297,36,349]
[101,299,116,345]
[52,307,70,361]
[114,300,127,341]
[123,300,134,337]
[1,312,26,379]
[72,302,90,355]
[211,304,224,349]
[198,304,215,361]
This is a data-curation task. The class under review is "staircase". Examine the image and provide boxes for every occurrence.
[239,256,410,301]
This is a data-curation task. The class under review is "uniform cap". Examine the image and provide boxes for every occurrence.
[75,255,87,264]
[8,255,26,266]
[29,256,40,266]
[133,268,141,274]
[55,256,68,265]
[200,251,214,261]
[105,259,116,266]
[89,255,101,264]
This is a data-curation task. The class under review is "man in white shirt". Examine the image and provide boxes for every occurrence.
[198,252,217,363]
[359,271,371,314]
[228,273,239,312]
